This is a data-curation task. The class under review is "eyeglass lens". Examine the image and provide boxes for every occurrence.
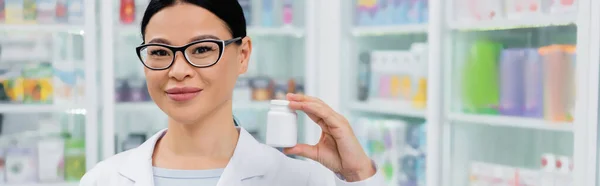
[139,41,221,69]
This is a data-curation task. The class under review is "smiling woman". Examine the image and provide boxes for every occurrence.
[79,0,384,186]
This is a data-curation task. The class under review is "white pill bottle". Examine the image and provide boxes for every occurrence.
[266,100,298,147]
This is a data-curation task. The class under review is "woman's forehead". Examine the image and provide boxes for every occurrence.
[144,4,230,45]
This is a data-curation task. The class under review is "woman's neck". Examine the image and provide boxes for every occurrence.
[153,100,239,169]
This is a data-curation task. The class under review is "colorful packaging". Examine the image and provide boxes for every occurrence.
[36,0,57,23]
[505,0,543,19]
[5,0,24,24]
[55,0,67,22]
[129,78,145,102]
[356,0,377,26]
[499,49,526,116]
[67,0,84,24]
[120,0,135,24]
[378,52,393,99]
[64,138,85,181]
[411,43,428,109]
[462,40,501,114]
[539,45,572,122]
[250,77,273,101]
[22,0,36,23]
[2,70,25,103]
[273,79,288,100]
[282,0,292,25]
[357,52,371,101]
[22,63,54,104]
[0,0,5,22]
[5,146,38,183]
[549,0,577,14]
[261,0,274,27]
[523,48,544,118]
[53,63,76,104]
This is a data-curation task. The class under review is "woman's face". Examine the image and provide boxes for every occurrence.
[143,3,251,124]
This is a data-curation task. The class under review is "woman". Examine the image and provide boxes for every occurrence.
[81,0,383,185]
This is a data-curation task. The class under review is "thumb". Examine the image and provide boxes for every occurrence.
[283,144,319,161]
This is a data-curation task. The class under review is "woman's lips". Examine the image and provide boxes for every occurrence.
[165,87,202,102]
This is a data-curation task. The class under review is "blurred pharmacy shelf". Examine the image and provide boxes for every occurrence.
[115,102,158,111]
[347,101,426,118]
[247,26,304,37]
[0,24,84,33]
[351,24,429,36]
[448,14,577,31]
[448,113,573,132]
[233,101,270,110]
[5,183,79,186]
[115,101,270,111]
[0,104,84,114]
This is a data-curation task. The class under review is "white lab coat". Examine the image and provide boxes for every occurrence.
[79,127,385,186]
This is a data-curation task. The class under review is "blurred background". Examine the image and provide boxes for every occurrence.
[0,0,597,186]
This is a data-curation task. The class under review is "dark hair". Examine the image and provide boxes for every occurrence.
[140,0,247,43]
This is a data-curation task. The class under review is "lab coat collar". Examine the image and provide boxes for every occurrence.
[118,127,271,186]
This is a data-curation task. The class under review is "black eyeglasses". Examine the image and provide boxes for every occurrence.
[135,37,242,70]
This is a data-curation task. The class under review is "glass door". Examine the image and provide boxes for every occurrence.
[341,0,429,185]
[100,0,311,158]
[443,0,580,185]
[0,0,99,185]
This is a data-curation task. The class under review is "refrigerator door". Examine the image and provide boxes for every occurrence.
[445,0,579,185]
[0,0,99,184]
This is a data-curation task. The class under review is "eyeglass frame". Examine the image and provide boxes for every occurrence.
[135,37,243,70]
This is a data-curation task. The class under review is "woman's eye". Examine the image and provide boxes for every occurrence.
[193,46,214,54]
[150,49,169,56]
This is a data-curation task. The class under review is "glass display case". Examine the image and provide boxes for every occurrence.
[340,0,429,186]
[0,0,99,185]
[100,0,311,159]
[443,0,581,185]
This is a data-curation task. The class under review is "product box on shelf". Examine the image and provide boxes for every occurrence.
[5,143,38,184]
[36,138,65,182]
[67,0,83,24]
[5,0,24,24]
[0,0,5,22]
[22,63,54,104]
[120,0,135,24]
[549,0,577,14]
[454,0,503,22]
[356,0,428,26]
[22,0,36,23]
[504,0,545,19]
[115,78,151,103]
[360,43,429,110]
[36,0,57,23]
[354,117,427,186]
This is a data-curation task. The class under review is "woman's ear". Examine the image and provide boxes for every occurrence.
[238,37,252,75]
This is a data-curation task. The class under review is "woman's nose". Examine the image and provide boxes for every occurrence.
[168,52,194,81]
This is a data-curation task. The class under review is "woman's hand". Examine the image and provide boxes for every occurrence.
[283,93,376,182]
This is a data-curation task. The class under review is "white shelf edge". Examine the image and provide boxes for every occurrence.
[351,24,429,36]
[5,182,79,186]
[347,101,426,118]
[0,24,84,33]
[0,104,84,113]
[448,113,573,132]
[448,14,577,31]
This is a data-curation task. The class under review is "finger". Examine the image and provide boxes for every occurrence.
[283,144,318,161]
[288,101,341,128]
[286,93,325,104]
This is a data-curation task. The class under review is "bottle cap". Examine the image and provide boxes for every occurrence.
[270,100,290,106]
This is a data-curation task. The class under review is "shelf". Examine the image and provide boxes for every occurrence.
[247,26,304,37]
[351,24,428,36]
[449,14,577,31]
[448,113,573,132]
[0,24,84,33]
[5,182,79,186]
[0,104,84,114]
[347,100,426,118]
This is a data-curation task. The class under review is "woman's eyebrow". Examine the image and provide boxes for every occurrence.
[148,38,171,45]
[189,35,220,42]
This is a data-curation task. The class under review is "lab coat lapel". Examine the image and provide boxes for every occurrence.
[118,129,167,186]
[216,128,271,186]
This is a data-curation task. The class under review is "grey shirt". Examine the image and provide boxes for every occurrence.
[153,167,224,186]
